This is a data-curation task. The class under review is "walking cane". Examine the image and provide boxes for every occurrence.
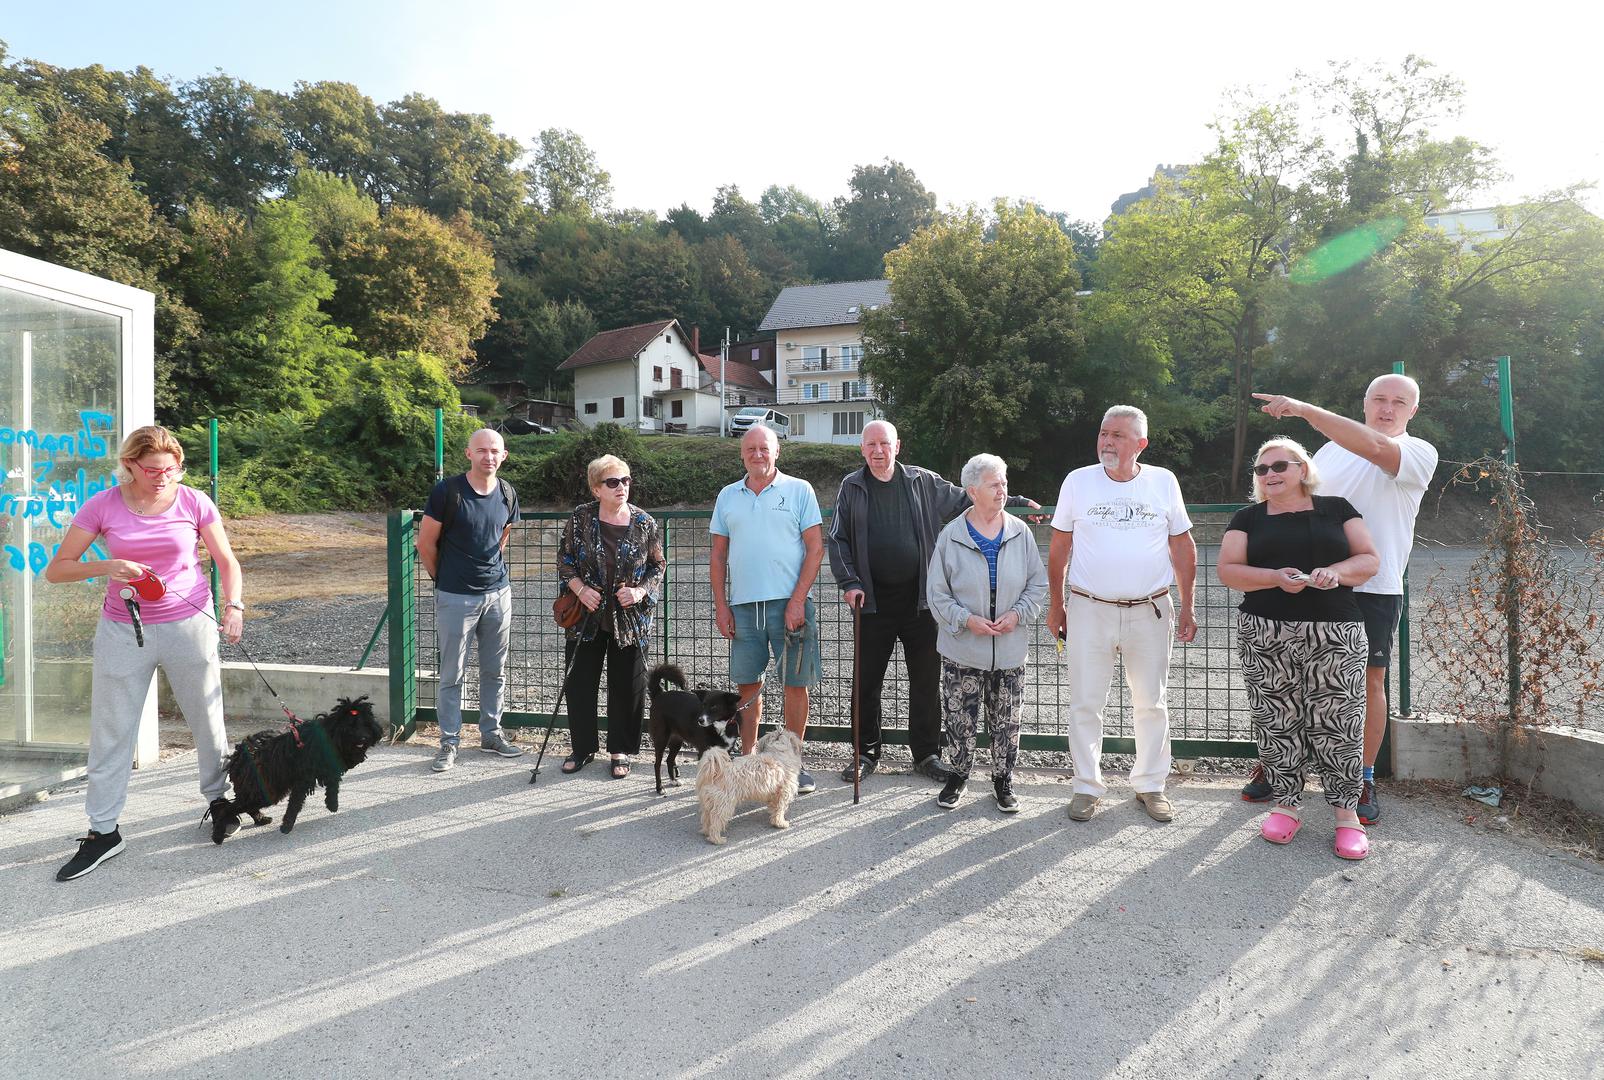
[851,603,862,805]
[531,608,596,785]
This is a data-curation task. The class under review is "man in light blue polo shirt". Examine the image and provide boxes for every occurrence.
[711,424,825,792]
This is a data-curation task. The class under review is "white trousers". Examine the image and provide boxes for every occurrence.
[1066,591,1174,796]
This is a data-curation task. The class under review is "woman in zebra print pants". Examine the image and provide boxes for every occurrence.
[1218,438,1379,860]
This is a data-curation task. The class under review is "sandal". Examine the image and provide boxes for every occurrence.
[610,755,632,780]
[1260,807,1302,845]
[1335,821,1370,861]
[560,753,595,774]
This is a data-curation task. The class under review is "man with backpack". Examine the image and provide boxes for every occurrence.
[416,428,524,771]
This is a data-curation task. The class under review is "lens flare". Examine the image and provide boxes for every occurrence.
[1289,217,1406,284]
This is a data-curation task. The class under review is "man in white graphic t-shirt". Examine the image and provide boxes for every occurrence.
[1249,373,1438,825]
[1047,405,1198,824]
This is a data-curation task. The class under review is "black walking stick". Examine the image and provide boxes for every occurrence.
[851,602,862,805]
[530,607,597,785]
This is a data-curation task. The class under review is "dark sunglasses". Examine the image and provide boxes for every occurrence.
[1252,460,1301,476]
[600,476,632,489]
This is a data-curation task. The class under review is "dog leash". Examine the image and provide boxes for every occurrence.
[162,581,311,745]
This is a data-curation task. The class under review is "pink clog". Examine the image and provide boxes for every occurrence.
[1335,822,1370,861]
[1260,808,1302,844]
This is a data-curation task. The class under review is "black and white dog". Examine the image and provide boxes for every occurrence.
[209,696,385,843]
[647,664,742,796]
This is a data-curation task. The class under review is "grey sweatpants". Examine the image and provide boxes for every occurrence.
[86,612,230,833]
[435,586,512,748]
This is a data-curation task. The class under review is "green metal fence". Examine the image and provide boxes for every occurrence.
[387,503,1419,762]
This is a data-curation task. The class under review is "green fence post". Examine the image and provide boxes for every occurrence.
[660,519,671,661]
[1497,356,1519,771]
[386,510,418,741]
[209,418,221,622]
[435,408,445,484]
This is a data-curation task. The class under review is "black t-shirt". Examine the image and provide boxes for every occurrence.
[1227,495,1364,622]
[866,469,920,587]
[424,474,519,594]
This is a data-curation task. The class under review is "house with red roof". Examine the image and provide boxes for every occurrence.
[558,320,773,433]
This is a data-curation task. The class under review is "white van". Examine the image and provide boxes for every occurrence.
[728,406,791,439]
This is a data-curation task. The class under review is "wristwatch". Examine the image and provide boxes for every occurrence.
[224,600,245,612]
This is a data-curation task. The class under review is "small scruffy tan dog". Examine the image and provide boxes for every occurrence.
[695,728,803,845]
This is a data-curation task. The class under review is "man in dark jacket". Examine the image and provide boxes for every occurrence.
[827,421,1039,783]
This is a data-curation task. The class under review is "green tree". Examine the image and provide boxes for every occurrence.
[279,80,387,199]
[525,127,613,216]
[1098,99,1317,485]
[833,159,938,280]
[376,94,523,234]
[0,95,199,410]
[166,197,359,422]
[325,205,498,372]
[859,203,1086,480]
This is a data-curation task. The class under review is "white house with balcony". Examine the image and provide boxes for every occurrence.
[559,319,728,433]
[757,280,888,444]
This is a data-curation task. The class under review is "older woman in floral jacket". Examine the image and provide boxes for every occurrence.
[557,454,666,778]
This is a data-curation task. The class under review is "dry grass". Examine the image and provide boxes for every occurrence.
[211,512,387,604]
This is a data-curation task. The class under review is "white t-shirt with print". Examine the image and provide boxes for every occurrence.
[1051,463,1193,599]
[1312,433,1437,595]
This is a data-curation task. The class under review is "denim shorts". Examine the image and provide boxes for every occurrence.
[731,598,820,687]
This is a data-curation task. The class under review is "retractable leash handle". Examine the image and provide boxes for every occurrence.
[119,593,145,647]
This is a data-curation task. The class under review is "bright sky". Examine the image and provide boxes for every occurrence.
[6,0,1598,223]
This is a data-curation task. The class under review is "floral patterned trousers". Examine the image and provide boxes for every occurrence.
[941,659,1026,781]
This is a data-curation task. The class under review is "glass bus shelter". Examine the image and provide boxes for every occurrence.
[0,248,154,804]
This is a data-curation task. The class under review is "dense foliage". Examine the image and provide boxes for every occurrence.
[4,45,1600,510]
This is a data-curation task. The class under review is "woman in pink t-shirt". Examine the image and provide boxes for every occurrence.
[44,425,246,882]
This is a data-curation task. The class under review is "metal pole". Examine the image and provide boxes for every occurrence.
[209,418,221,622]
[1496,356,1519,770]
[1497,356,1515,467]
[720,327,729,438]
[434,407,445,484]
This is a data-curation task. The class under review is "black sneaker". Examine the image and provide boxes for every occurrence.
[915,754,954,783]
[206,798,240,844]
[1358,779,1381,825]
[840,755,878,783]
[993,776,1020,814]
[56,829,126,881]
[1240,761,1272,803]
[937,774,968,809]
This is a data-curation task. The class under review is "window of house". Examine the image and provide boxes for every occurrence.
[737,394,748,405]
[643,397,662,419]
[803,382,825,401]
[584,402,598,414]
[750,347,760,361]
[671,399,683,418]
[833,411,865,436]
[666,333,673,344]
[792,413,805,437]
[801,346,828,372]
[653,366,663,382]
[843,380,867,399]
[839,344,862,370]
[612,397,625,418]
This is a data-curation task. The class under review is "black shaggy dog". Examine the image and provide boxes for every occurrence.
[210,696,385,843]
[648,664,742,796]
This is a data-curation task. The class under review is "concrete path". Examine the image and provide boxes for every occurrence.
[3,746,1602,1080]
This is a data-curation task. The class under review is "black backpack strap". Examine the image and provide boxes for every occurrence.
[438,475,464,535]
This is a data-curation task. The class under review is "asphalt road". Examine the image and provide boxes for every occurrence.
[3,748,1602,1079]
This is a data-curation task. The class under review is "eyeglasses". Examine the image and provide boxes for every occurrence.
[1252,460,1301,476]
[136,464,185,479]
[600,476,632,489]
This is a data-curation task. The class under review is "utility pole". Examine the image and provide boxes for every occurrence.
[720,327,730,437]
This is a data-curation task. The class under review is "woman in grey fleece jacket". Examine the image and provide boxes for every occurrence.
[925,454,1047,812]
